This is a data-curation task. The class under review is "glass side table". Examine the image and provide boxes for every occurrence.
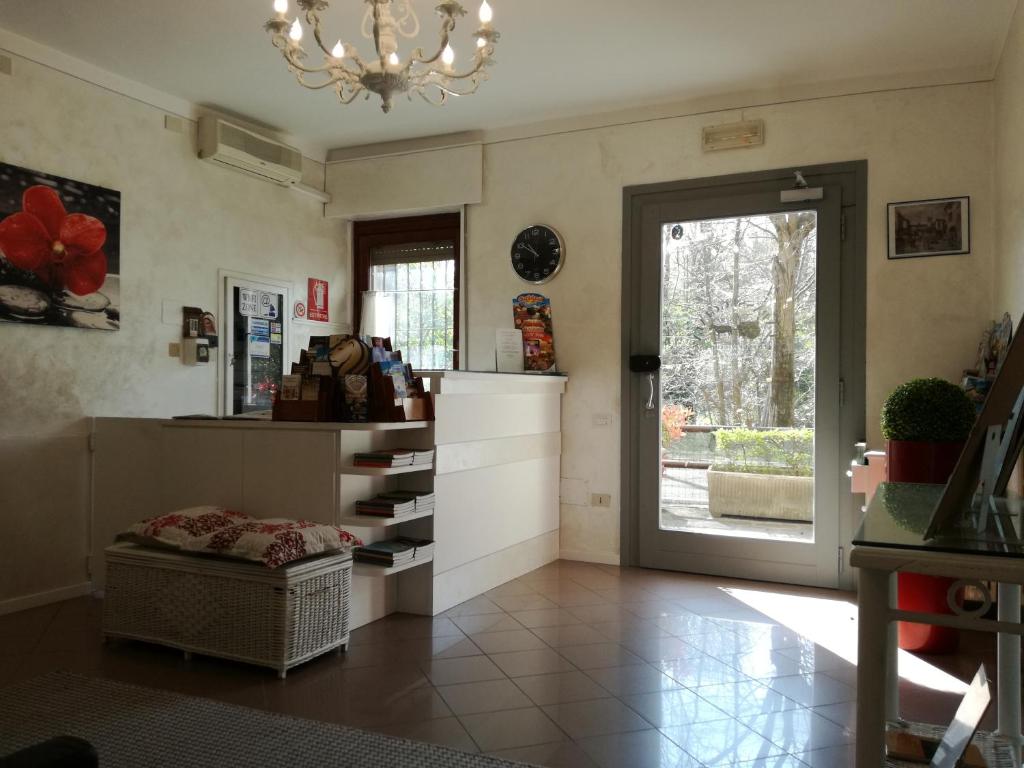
[851,482,1024,767]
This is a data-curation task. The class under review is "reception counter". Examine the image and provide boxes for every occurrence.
[90,371,567,627]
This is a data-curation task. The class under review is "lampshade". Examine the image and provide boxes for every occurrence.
[359,291,395,339]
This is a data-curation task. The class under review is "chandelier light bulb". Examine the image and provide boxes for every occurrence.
[332,40,345,58]
[273,0,288,14]
[479,0,493,24]
[476,36,486,49]
[289,18,303,41]
[387,51,400,66]
[442,44,455,66]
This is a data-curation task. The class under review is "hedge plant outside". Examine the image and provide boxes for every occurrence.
[713,427,814,477]
[880,377,975,443]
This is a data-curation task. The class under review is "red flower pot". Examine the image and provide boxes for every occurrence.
[886,439,965,654]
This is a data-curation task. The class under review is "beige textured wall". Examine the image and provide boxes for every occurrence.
[463,84,994,562]
[0,55,347,605]
[995,1,1024,320]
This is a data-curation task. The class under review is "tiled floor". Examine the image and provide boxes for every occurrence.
[0,560,997,767]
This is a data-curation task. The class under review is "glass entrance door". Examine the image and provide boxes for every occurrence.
[626,166,864,589]
[660,212,818,543]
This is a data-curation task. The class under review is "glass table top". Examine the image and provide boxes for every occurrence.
[852,482,1024,558]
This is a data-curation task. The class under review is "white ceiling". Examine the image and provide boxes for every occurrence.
[0,0,1017,154]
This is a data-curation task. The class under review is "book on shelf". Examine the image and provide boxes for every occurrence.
[377,490,435,511]
[352,449,415,468]
[412,449,435,465]
[395,537,435,560]
[354,537,435,567]
[355,496,417,517]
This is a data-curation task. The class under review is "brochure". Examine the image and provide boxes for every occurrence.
[513,293,556,372]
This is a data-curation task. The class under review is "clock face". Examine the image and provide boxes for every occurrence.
[511,225,564,284]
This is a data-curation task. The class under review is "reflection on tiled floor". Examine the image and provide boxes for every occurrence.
[0,560,997,767]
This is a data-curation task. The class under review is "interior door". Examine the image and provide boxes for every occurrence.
[624,165,865,588]
[223,275,290,416]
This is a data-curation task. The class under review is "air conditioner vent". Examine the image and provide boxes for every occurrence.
[198,116,303,185]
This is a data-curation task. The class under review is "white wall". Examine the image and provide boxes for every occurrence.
[0,54,347,607]
[995,1,1024,320]
[458,84,994,562]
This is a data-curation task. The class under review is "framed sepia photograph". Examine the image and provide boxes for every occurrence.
[888,196,970,260]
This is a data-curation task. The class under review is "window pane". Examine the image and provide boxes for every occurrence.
[369,240,456,370]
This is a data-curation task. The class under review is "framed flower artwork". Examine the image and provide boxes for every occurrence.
[0,162,121,331]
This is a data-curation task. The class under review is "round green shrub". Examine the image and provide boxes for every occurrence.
[880,377,975,442]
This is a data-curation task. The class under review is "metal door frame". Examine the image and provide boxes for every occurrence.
[620,162,866,590]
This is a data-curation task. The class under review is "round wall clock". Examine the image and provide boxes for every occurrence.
[511,224,565,284]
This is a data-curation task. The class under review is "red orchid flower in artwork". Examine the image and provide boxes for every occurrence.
[0,185,108,296]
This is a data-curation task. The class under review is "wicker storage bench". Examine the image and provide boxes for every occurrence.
[102,543,352,678]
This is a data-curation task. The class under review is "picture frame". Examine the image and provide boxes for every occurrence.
[887,196,970,260]
[0,161,121,331]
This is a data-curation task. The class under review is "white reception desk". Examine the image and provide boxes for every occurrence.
[91,371,567,627]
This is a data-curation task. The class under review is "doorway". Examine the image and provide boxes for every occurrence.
[621,163,866,588]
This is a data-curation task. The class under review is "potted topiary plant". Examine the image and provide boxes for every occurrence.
[881,377,976,483]
[880,376,976,653]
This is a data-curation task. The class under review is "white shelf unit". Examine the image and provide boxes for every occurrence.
[352,556,434,577]
[90,373,567,628]
[341,464,433,476]
[337,508,434,528]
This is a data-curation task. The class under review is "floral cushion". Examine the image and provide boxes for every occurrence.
[183,519,362,568]
[122,506,252,550]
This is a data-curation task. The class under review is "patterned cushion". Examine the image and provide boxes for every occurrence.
[122,506,251,550]
[183,519,362,568]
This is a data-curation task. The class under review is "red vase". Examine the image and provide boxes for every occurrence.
[886,439,965,654]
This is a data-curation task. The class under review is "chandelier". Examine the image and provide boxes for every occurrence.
[265,0,499,113]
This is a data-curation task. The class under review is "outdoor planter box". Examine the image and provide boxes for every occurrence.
[707,468,813,522]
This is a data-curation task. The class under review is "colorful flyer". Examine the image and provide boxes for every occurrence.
[248,317,271,359]
[513,293,556,372]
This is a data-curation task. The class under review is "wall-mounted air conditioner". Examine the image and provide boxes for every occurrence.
[197,116,303,186]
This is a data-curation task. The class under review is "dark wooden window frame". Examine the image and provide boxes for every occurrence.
[352,213,461,369]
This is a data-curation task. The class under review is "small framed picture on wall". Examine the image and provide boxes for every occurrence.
[887,196,970,260]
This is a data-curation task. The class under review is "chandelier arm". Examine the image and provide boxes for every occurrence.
[409,18,455,66]
[307,11,338,60]
[336,83,365,104]
[295,70,352,90]
[427,58,491,82]
[432,79,484,97]
[278,42,362,79]
[416,87,449,107]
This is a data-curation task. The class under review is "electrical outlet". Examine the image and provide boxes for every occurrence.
[168,342,181,358]
[591,493,611,508]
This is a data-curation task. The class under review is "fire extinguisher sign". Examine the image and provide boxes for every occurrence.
[307,278,329,323]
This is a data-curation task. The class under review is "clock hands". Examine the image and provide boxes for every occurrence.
[523,243,541,259]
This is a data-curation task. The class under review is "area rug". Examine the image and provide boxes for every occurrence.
[0,672,529,767]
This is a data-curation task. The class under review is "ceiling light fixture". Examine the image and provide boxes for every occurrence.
[266,0,499,114]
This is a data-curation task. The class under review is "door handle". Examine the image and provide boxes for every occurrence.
[629,355,661,412]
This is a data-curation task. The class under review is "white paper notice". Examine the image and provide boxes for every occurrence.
[496,329,525,373]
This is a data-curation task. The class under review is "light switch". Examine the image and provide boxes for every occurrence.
[168,342,181,358]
